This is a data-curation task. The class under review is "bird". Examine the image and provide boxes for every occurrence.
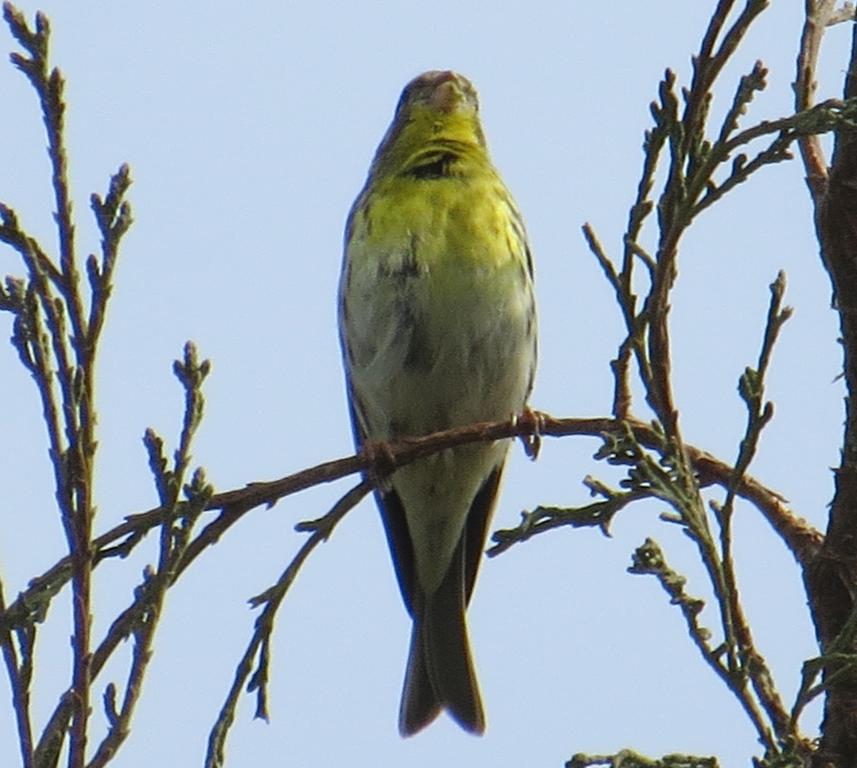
[337,70,537,736]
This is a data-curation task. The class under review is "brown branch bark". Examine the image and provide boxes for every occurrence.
[797,5,857,766]
[0,413,820,640]
[795,0,836,202]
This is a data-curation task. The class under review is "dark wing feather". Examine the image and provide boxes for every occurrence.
[342,370,418,616]
[376,486,417,617]
[463,464,504,605]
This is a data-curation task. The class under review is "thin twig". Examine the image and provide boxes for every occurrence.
[712,272,793,739]
[629,538,776,752]
[204,481,370,768]
[1,7,134,764]
[86,345,211,768]
[0,580,34,768]
[0,415,818,650]
[794,0,837,198]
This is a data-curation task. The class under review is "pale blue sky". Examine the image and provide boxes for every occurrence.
[0,3,847,766]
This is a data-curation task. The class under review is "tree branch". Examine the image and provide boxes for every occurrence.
[795,0,838,199]
[794,2,857,765]
[0,413,819,647]
[204,480,370,768]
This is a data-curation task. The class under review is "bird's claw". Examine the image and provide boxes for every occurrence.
[360,440,397,490]
[514,407,544,460]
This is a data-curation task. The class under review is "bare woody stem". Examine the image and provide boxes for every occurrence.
[0,412,821,651]
[0,7,133,765]
[1,8,93,765]
[794,3,857,765]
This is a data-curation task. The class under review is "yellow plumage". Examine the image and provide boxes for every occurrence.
[338,71,537,736]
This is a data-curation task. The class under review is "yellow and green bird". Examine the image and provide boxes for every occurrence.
[338,70,537,736]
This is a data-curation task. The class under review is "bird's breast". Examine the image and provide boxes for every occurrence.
[341,175,535,441]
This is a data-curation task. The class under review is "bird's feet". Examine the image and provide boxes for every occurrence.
[514,406,544,460]
[360,439,397,490]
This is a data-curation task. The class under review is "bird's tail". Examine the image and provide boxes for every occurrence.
[398,542,485,736]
